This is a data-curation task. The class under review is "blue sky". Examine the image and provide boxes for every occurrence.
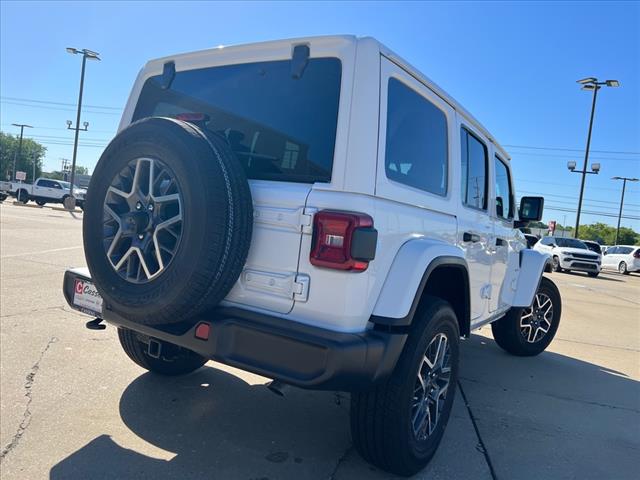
[1,1,639,230]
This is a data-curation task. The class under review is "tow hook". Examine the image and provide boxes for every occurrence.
[85,318,106,330]
[148,338,162,359]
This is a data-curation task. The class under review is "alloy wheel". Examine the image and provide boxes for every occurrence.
[520,292,553,343]
[103,157,183,284]
[411,332,452,441]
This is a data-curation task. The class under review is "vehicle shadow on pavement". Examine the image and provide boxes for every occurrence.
[50,366,354,480]
[559,271,625,282]
[49,335,640,480]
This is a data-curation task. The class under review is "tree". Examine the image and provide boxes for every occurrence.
[579,222,639,245]
[43,166,89,181]
[0,131,47,182]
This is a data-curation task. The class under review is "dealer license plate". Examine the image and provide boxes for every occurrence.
[73,278,103,316]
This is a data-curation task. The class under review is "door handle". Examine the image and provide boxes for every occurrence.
[463,232,481,243]
[496,237,506,246]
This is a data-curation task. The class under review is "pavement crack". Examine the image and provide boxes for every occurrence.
[0,336,58,462]
[458,380,498,480]
[328,444,353,480]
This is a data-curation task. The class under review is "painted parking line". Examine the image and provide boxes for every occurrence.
[0,246,83,259]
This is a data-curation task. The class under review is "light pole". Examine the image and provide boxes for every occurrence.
[567,159,601,238]
[65,47,100,209]
[11,123,33,181]
[612,176,639,245]
[573,77,620,238]
[31,152,37,195]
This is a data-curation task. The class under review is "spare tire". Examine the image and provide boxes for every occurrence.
[83,117,253,326]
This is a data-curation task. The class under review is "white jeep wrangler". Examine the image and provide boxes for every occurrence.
[63,35,560,476]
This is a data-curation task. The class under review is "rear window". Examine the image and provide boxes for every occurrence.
[133,58,342,183]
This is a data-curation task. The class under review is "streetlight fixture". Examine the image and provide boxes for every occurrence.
[573,76,620,238]
[65,47,100,210]
[10,123,33,181]
[612,176,639,245]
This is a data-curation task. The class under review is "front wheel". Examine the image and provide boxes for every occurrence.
[491,276,561,356]
[619,262,629,275]
[588,272,599,278]
[36,200,46,206]
[552,256,563,272]
[351,297,459,477]
[117,328,207,376]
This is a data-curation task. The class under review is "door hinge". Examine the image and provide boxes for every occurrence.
[293,274,310,302]
[300,208,316,234]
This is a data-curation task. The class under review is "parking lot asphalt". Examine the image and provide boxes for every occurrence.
[1,201,639,480]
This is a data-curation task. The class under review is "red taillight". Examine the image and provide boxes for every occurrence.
[310,210,375,272]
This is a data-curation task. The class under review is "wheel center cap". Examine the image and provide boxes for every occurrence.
[122,211,151,235]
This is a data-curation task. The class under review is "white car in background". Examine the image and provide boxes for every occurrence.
[602,245,640,274]
[534,236,601,277]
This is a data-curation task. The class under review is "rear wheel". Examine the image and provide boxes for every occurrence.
[350,297,459,477]
[492,277,561,356]
[17,189,29,204]
[117,328,207,376]
[619,262,629,275]
[36,200,46,206]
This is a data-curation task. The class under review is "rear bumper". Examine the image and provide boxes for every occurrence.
[63,269,406,391]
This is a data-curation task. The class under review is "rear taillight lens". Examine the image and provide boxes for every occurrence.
[310,210,376,272]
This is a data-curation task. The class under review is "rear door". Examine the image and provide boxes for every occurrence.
[603,246,618,267]
[129,38,352,314]
[457,122,493,322]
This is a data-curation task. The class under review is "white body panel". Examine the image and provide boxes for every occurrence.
[120,35,545,334]
[373,239,464,319]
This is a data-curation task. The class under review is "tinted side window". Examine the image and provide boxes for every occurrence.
[461,128,488,209]
[607,247,618,254]
[620,247,633,254]
[133,58,342,184]
[541,237,552,246]
[52,182,62,189]
[37,179,51,187]
[385,78,448,196]
[494,156,513,219]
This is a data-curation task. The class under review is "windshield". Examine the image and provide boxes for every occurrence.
[583,242,601,254]
[556,238,588,249]
[133,58,342,183]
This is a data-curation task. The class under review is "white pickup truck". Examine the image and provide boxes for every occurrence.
[62,36,560,476]
[9,177,86,208]
[0,181,11,201]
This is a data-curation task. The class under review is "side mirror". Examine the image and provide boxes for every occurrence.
[515,197,544,227]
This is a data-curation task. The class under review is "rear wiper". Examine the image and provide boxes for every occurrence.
[290,44,310,79]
